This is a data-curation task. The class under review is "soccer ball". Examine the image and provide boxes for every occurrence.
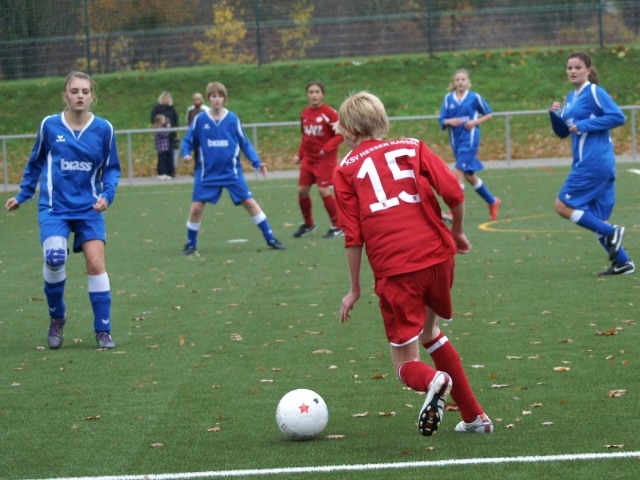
[275,389,329,440]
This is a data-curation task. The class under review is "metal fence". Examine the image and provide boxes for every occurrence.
[1,1,639,79]
[2,106,638,192]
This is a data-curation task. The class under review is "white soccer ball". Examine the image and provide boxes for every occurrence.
[275,388,329,440]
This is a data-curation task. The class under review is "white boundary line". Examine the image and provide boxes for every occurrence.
[24,451,640,480]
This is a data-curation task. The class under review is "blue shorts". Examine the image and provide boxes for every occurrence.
[40,217,106,253]
[193,178,254,206]
[558,172,615,220]
[454,151,484,173]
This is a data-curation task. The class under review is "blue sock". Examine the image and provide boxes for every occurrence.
[90,291,112,333]
[572,210,614,237]
[252,212,275,242]
[599,236,631,264]
[474,179,495,205]
[44,279,66,319]
[186,221,200,248]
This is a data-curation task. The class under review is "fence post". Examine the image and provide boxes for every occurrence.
[126,132,134,185]
[505,115,511,167]
[2,138,7,192]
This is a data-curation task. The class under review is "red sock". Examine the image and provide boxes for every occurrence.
[424,333,483,422]
[321,194,339,225]
[397,360,438,392]
[299,196,313,225]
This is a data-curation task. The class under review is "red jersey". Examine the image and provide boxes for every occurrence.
[297,104,343,162]
[333,138,463,278]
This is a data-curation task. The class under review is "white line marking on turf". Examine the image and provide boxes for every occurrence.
[628,169,640,175]
[24,451,640,480]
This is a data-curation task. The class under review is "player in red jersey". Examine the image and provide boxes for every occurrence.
[333,91,493,436]
[292,81,344,238]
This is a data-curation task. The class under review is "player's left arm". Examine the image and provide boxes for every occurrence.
[576,86,625,133]
[96,123,121,208]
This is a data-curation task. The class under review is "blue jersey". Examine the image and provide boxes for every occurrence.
[549,82,625,176]
[439,90,492,170]
[181,108,261,186]
[15,113,120,220]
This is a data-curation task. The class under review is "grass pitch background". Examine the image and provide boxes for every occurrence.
[1,165,639,479]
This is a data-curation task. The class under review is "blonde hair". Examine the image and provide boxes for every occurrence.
[335,91,389,142]
[63,71,97,106]
[158,91,173,105]
[205,82,228,102]
[447,69,470,92]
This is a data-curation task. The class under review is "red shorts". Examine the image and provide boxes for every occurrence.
[298,158,337,188]
[374,258,454,347]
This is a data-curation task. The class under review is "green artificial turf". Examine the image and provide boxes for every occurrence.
[1,164,639,479]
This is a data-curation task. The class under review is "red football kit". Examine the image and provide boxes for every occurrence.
[297,104,343,187]
[333,138,463,278]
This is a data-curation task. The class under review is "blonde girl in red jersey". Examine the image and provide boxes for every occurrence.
[333,91,493,437]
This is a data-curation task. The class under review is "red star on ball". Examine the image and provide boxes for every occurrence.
[298,403,310,413]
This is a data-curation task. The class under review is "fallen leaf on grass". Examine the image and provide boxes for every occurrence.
[326,435,345,439]
[542,422,554,426]
[379,411,396,417]
[150,443,164,448]
[607,389,627,398]
[312,349,333,354]
[491,384,511,388]
[371,373,386,379]
[553,367,571,372]
[82,415,101,421]
[596,329,618,336]
[207,426,221,432]
[352,412,369,417]
[605,444,624,449]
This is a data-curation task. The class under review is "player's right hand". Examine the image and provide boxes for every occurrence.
[183,155,192,163]
[4,197,19,211]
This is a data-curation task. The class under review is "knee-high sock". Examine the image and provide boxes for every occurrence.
[88,273,112,333]
[299,196,313,226]
[321,194,339,226]
[570,210,614,237]
[424,332,483,422]
[186,221,200,248]
[252,212,275,242]
[474,178,496,205]
[397,360,438,393]
[44,278,66,320]
[598,235,630,264]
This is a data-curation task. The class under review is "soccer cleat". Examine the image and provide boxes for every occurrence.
[267,238,286,250]
[455,413,494,434]
[606,225,625,261]
[489,197,501,221]
[181,244,198,256]
[96,332,116,349]
[323,226,344,238]
[293,223,316,238]
[47,315,66,349]
[418,371,452,436]
[598,260,635,276]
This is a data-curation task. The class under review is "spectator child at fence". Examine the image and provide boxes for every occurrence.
[439,69,500,221]
[153,113,173,179]
[150,91,179,170]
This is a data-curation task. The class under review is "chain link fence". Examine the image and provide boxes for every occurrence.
[1,1,639,79]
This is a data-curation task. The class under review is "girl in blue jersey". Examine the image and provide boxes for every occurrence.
[439,69,501,221]
[549,51,634,276]
[4,71,121,349]
[180,82,285,254]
